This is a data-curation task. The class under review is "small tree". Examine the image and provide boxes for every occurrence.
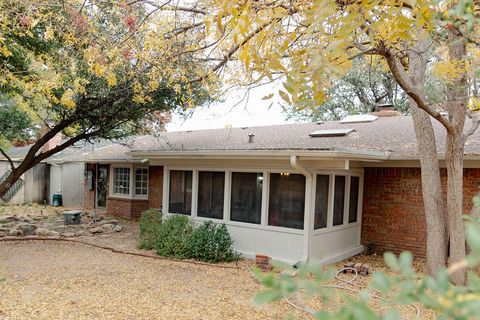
[0,0,216,199]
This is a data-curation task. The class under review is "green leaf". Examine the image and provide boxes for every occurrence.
[279,90,291,104]
[371,272,391,292]
[253,289,282,306]
[384,252,399,271]
[466,222,480,253]
[261,93,274,100]
[398,251,413,272]
[383,309,401,320]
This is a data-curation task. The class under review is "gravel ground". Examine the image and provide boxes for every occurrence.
[0,241,303,320]
[0,205,435,319]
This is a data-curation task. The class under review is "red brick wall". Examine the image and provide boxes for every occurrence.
[148,166,163,210]
[362,167,480,258]
[106,197,149,220]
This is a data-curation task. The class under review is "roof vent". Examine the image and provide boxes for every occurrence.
[309,128,355,137]
[340,114,378,124]
[248,133,255,143]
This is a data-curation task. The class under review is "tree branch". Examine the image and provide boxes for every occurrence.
[463,110,480,143]
[0,147,15,171]
[382,47,456,133]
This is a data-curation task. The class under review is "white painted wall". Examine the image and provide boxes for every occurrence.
[158,158,365,265]
[227,224,304,263]
[61,162,84,206]
[1,161,47,205]
[310,226,363,264]
[49,162,84,206]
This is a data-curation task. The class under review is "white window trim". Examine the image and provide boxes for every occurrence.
[134,167,149,198]
[109,164,149,200]
[162,165,364,236]
[312,172,363,236]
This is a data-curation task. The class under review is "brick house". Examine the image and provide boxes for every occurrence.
[79,114,480,264]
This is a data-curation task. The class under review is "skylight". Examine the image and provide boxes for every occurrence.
[309,128,355,137]
[340,114,378,124]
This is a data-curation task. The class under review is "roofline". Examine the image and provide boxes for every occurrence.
[127,149,389,161]
[45,159,141,164]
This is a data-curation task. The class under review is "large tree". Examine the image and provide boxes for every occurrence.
[283,56,411,121]
[136,0,479,283]
[0,1,215,199]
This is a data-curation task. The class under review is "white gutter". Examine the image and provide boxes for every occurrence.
[127,150,388,161]
[290,155,314,262]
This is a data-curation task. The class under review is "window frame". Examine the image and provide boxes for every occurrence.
[163,165,363,236]
[312,170,363,235]
[134,167,149,197]
[266,172,306,230]
[109,164,149,199]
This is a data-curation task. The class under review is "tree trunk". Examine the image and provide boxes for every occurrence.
[445,32,468,285]
[411,108,448,275]
[0,168,25,200]
[408,37,448,275]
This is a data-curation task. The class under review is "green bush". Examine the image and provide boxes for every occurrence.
[138,209,163,250]
[155,214,193,258]
[186,221,237,262]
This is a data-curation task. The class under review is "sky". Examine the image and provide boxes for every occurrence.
[165,83,297,132]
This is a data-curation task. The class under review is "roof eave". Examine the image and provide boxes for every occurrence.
[127,149,389,161]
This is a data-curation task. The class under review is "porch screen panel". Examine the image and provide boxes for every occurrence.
[348,176,360,223]
[168,170,192,215]
[333,176,346,226]
[197,171,225,219]
[314,175,329,229]
[268,173,305,230]
[230,172,263,224]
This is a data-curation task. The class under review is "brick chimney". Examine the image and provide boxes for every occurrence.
[369,103,403,117]
[39,125,62,152]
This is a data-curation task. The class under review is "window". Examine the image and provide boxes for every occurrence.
[349,176,360,223]
[113,167,130,195]
[231,172,263,224]
[333,176,346,226]
[135,168,148,196]
[268,173,305,230]
[314,175,329,229]
[197,171,225,219]
[168,170,192,215]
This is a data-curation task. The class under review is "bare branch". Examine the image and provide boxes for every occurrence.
[463,110,480,143]
[140,0,207,15]
[382,47,456,133]
[0,147,15,171]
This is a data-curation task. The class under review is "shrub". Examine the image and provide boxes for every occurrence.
[138,209,163,250]
[186,221,237,262]
[155,214,193,258]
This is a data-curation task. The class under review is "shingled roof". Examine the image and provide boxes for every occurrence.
[3,115,480,163]
[130,116,480,159]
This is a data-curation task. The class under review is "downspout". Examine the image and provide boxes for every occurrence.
[290,155,314,263]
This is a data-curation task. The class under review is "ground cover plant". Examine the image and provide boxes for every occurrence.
[186,220,237,263]
[139,212,238,263]
[138,209,163,250]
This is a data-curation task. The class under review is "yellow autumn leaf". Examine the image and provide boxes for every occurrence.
[0,46,12,57]
[44,26,54,40]
[60,89,76,109]
[106,72,117,87]
[94,63,105,77]
[432,60,465,84]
